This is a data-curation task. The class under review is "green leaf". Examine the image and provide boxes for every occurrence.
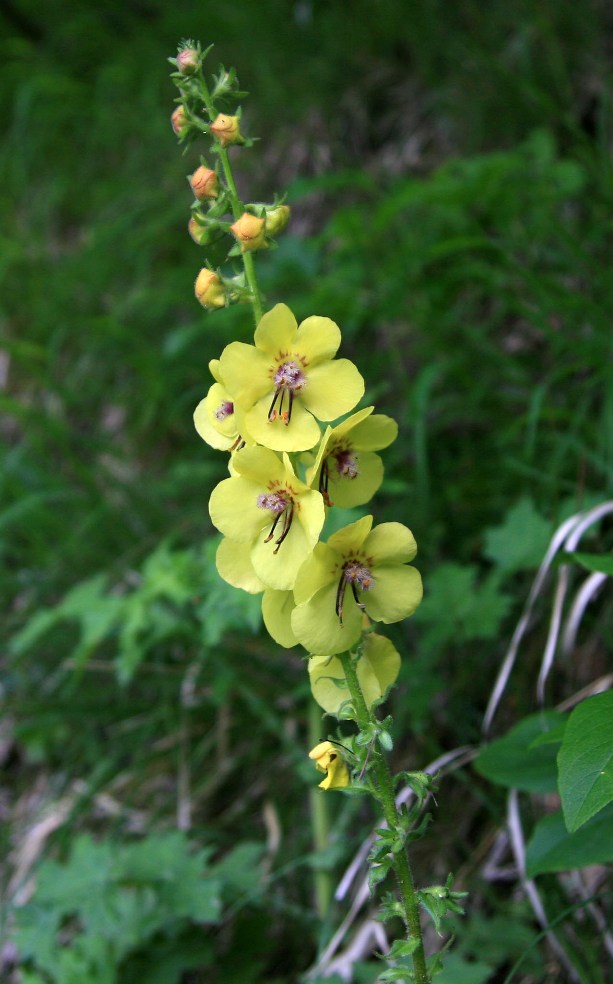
[483,498,553,573]
[435,954,492,984]
[474,712,562,792]
[558,692,613,832]
[412,563,512,646]
[566,551,613,575]
[525,801,613,876]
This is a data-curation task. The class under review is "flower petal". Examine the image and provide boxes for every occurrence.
[326,451,383,508]
[295,316,341,365]
[219,341,271,409]
[363,522,418,564]
[262,589,297,647]
[351,414,398,451]
[251,516,311,590]
[297,488,326,548]
[302,359,365,421]
[216,538,264,593]
[254,303,297,354]
[364,565,423,623]
[328,515,373,555]
[209,476,269,542]
[293,542,338,605]
[292,582,363,655]
[309,653,351,715]
[231,444,285,484]
[246,392,321,452]
[194,396,234,451]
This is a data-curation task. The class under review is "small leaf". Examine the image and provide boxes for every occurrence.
[558,692,613,832]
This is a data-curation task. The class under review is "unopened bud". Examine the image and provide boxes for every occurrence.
[171,106,188,136]
[210,114,243,147]
[188,218,217,246]
[189,166,219,200]
[265,205,290,237]
[195,268,225,309]
[229,212,267,253]
[177,47,199,74]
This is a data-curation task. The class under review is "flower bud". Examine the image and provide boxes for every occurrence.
[264,205,290,237]
[210,114,243,147]
[189,166,219,200]
[195,268,225,309]
[229,212,267,252]
[171,106,187,136]
[177,47,199,74]
[188,217,217,246]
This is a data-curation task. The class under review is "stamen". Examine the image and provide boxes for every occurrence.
[336,562,375,624]
[335,449,359,479]
[257,490,295,553]
[214,400,234,421]
[319,460,333,507]
[273,504,294,553]
[268,361,305,424]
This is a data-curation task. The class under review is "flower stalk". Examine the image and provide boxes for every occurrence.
[338,649,430,984]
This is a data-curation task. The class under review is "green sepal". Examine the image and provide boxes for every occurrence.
[376,893,406,925]
[417,875,467,934]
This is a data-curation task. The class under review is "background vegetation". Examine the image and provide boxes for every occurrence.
[1,1,611,981]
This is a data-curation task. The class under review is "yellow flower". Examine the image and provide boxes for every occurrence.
[208,446,325,590]
[193,360,252,452]
[219,304,365,453]
[292,515,423,655]
[305,406,398,508]
[309,740,350,790]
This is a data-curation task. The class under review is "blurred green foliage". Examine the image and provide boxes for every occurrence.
[1,1,612,981]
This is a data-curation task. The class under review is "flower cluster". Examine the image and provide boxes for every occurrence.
[196,303,423,773]
[172,42,423,792]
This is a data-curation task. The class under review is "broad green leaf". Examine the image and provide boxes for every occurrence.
[567,551,613,575]
[483,498,553,573]
[558,692,613,832]
[413,563,511,646]
[526,802,613,876]
[474,712,562,792]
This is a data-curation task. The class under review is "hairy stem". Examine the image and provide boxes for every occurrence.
[197,71,263,325]
[338,649,430,984]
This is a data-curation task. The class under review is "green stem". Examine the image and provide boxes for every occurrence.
[309,700,334,918]
[338,650,430,984]
[197,71,263,326]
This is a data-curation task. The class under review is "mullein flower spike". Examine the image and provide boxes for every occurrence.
[219,304,365,452]
[309,741,350,790]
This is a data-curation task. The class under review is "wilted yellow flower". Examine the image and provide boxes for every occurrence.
[309,741,350,790]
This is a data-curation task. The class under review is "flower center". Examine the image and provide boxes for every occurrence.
[319,447,359,506]
[214,400,234,421]
[335,560,375,623]
[335,449,359,478]
[257,490,295,553]
[268,360,306,426]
